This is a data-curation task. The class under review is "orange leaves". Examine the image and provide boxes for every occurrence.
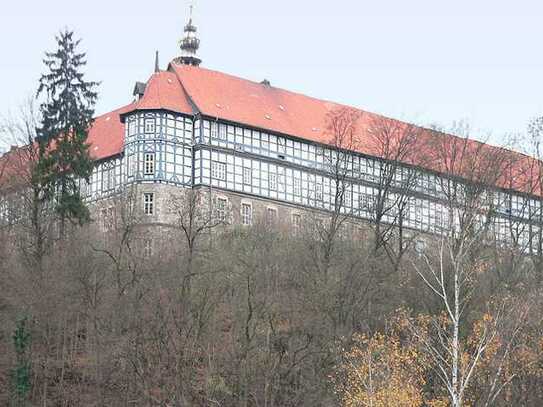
[334,316,426,407]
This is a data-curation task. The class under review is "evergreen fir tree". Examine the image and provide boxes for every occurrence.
[10,316,31,406]
[36,30,99,234]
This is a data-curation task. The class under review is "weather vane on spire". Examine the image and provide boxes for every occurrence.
[173,1,202,66]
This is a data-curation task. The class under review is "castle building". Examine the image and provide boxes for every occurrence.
[1,10,543,255]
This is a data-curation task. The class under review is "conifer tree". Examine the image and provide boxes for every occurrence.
[10,316,31,406]
[36,30,98,235]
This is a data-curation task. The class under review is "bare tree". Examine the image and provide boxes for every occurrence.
[517,117,543,283]
[91,184,145,298]
[168,188,228,294]
[409,126,519,407]
[365,115,426,269]
[308,107,362,277]
[0,100,54,273]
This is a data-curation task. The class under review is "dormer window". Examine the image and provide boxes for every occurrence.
[145,118,156,134]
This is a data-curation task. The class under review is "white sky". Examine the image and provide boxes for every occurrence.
[2,0,543,148]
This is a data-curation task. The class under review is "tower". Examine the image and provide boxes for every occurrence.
[173,4,202,66]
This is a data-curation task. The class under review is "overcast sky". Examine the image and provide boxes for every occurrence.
[2,0,543,148]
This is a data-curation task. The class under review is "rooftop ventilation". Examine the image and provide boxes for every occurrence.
[133,81,147,100]
[265,114,272,120]
[261,79,271,86]
[278,105,285,111]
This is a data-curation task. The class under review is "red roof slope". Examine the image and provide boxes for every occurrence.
[2,65,541,197]
[0,103,136,188]
[171,64,349,146]
[170,64,541,195]
[131,70,194,115]
[88,103,136,160]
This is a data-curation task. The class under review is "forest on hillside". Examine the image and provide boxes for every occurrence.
[1,188,543,406]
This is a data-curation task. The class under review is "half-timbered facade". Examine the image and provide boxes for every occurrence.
[1,13,543,255]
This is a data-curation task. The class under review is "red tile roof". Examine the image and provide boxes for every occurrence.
[2,64,541,197]
[170,64,542,195]
[130,70,194,115]
[88,103,136,160]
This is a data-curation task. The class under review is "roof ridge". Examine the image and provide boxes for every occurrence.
[174,64,359,112]
[94,102,137,120]
[185,65,541,160]
[170,66,201,116]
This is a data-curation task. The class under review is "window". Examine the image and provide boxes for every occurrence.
[414,239,426,255]
[143,193,154,215]
[269,173,277,191]
[216,197,228,222]
[293,178,301,196]
[360,194,374,213]
[102,166,116,192]
[101,207,116,231]
[266,207,277,225]
[344,189,352,208]
[211,161,227,181]
[243,167,252,185]
[80,179,89,198]
[292,213,302,231]
[210,122,218,138]
[218,124,227,140]
[415,205,422,224]
[315,218,325,232]
[128,120,137,136]
[144,153,155,175]
[144,118,155,134]
[315,183,323,201]
[143,239,153,258]
[241,203,252,226]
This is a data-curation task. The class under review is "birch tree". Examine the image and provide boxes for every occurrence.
[410,125,518,407]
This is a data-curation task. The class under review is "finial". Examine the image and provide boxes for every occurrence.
[155,50,160,73]
[172,2,202,66]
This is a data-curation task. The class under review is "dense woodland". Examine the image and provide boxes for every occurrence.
[1,185,543,406]
[1,30,543,407]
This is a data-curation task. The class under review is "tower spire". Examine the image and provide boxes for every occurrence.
[173,2,202,66]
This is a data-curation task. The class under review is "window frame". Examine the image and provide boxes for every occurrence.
[143,192,155,215]
[241,202,252,226]
[211,161,227,181]
[216,196,228,222]
[242,167,252,185]
[291,213,302,231]
[218,123,227,140]
[144,152,156,176]
[266,207,278,225]
[269,173,277,191]
[101,165,116,192]
[144,118,156,134]
[101,206,116,231]
[143,238,153,258]
[293,177,301,196]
